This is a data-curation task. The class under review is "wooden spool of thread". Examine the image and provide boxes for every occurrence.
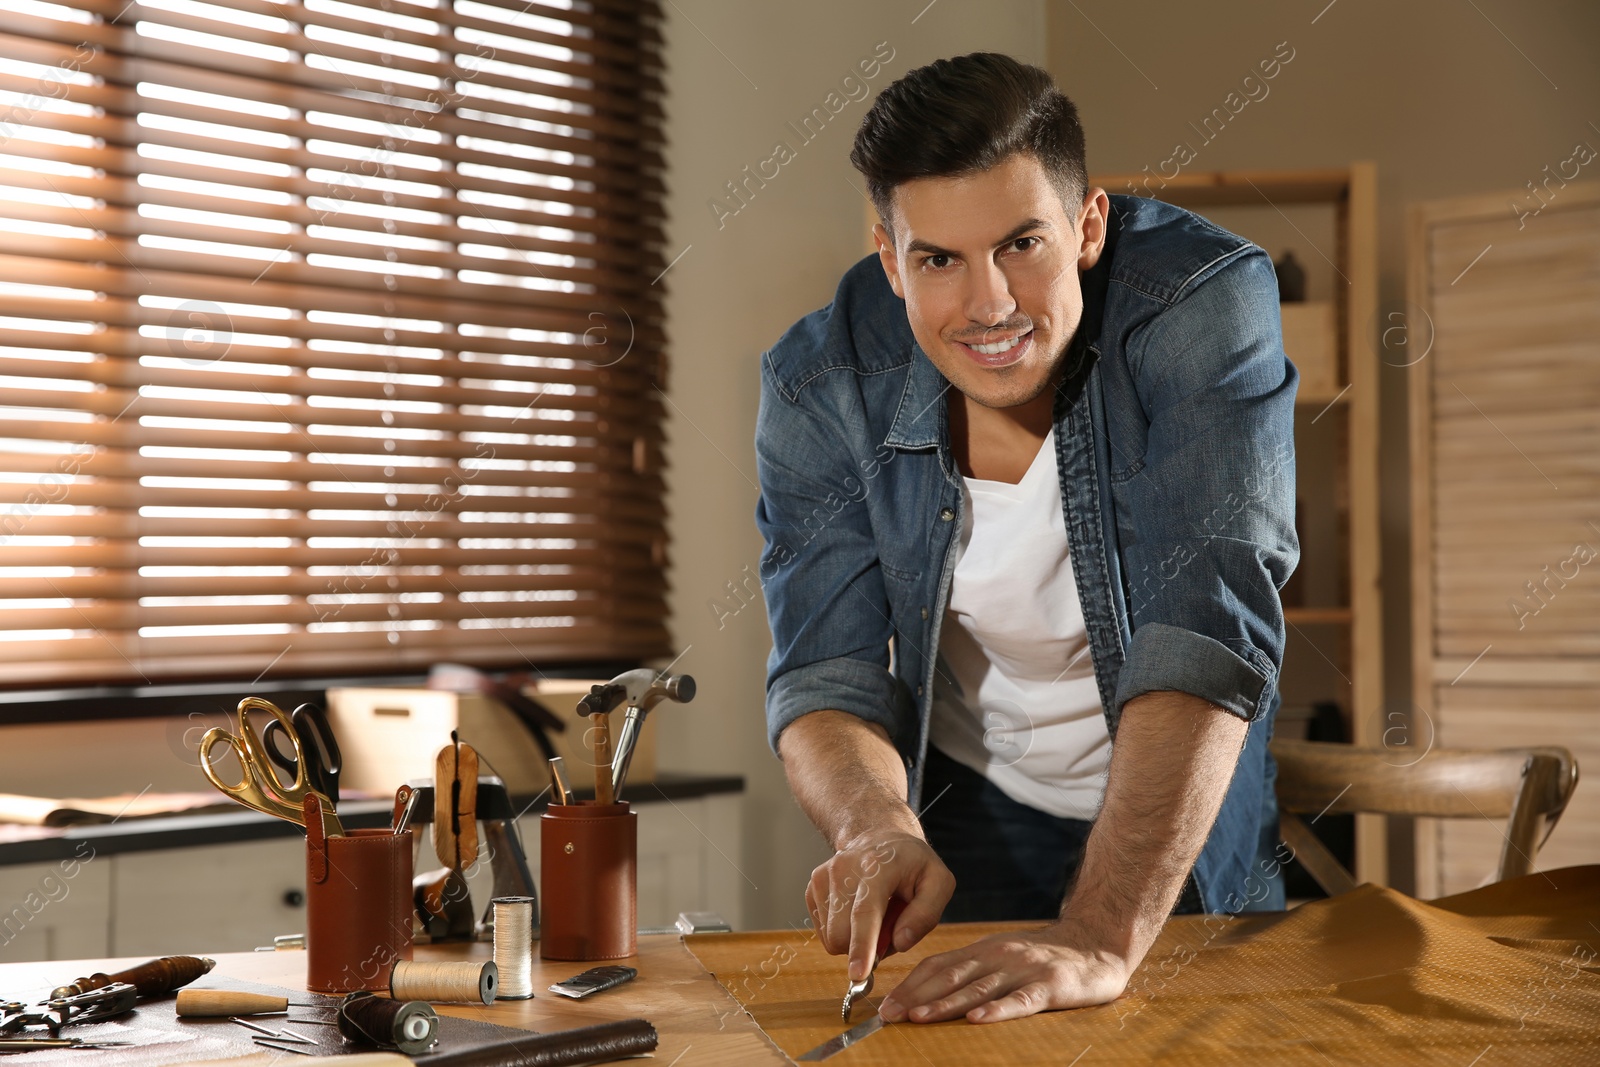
[492,896,535,1000]
[338,992,438,1056]
[388,960,498,1005]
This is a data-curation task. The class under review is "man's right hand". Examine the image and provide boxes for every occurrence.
[806,830,955,982]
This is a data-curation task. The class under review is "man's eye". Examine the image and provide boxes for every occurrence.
[926,254,951,269]
[1012,237,1038,253]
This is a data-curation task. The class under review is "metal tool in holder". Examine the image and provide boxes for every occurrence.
[262,701,343,806]
[575,668,697,803]
[404,775,537,939]
[607,670,695,801]
[199,697,344,839]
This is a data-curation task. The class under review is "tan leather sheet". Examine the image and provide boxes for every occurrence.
[687,866,1600,1065]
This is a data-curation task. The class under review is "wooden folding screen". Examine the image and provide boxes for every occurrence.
[1409,182,1600,895]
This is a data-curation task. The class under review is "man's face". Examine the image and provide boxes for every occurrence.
[876,153,1107,410]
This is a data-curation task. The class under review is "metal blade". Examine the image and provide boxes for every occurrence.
[796,1014,886,1061]
[841,975,872,1020]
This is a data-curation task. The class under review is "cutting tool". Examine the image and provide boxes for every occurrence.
[841,896,907,1020]
[199,697,344,839]
[797,1013,886,1062]
[263,702,342,806]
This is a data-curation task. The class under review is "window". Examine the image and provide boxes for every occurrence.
[0,0,669,686]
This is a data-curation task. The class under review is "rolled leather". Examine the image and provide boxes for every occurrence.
[427,1019,659,1066]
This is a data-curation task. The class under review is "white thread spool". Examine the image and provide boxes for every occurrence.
[388,959,498,1005]
[493,895,536,1000]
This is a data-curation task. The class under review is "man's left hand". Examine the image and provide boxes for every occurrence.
[878,925,1132,1024]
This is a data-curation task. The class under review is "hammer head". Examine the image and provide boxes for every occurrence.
[591,669,696,713]
[577,680,629,718]
[640,672,695,711]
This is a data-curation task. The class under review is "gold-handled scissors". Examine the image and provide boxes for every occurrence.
[199,697,343,838]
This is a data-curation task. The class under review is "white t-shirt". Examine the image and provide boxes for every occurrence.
[928,429,1111,820]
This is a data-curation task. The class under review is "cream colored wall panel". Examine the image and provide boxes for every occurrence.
[110,838,306,957]
[0,851,111,963]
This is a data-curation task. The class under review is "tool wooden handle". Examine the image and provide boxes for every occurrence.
[116,954,216,996]
[54,954,215,999]
[590,713,615,805]
[175,989,289,1017]
[433,739,481,872]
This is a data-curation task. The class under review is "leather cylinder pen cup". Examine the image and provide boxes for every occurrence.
[305,827,415,993]
[540,802,636,961]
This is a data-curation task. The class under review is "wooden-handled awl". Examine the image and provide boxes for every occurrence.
[176,990,312,1017]
[52,955,214,1000]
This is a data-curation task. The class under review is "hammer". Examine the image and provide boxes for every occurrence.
[607,670,695,800]
[576,682,627,804]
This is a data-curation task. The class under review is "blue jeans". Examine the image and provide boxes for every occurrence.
[920,745,1203,922]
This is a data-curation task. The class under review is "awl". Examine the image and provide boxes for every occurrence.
[177,990,316,1017]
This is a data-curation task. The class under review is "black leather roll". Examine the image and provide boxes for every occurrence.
[423,1018,658,1067]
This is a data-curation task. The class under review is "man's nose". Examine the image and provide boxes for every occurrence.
[963,260,1016,328]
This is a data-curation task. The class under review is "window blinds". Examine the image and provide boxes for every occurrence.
[0,0,670,686]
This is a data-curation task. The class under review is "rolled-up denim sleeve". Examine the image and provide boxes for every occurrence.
[755,358,897,753]
[1112,250,1299,723]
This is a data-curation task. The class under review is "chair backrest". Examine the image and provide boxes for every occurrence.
[1269,739,1579,897]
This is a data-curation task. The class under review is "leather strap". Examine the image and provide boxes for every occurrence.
[305,793,330,884]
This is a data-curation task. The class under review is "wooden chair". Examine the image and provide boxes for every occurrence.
[1270,739,1579,897]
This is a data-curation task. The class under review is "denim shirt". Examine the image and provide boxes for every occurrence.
[754,194,1299,913]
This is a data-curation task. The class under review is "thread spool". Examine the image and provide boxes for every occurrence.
[492,895,535,1000]
[387,960,498,1005]
[337,992,437,1055]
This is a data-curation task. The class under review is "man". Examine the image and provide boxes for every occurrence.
[754,53,1298,1025]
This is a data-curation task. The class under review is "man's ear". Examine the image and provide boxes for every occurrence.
[1077,188,1110,271]
[874,221,906,299]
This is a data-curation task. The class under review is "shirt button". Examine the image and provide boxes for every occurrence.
[916,685,924,696]
[920,606,929,619]
[939,507,955,521]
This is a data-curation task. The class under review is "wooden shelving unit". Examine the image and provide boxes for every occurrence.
[1089,164,1386,884]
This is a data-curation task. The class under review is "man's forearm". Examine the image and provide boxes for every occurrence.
[778,709,922,849]
[1060,690,1249,961]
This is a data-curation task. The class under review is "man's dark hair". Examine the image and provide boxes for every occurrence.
[850,52,1087,236]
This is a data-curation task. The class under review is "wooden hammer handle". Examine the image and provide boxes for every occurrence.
[591,713,615,805]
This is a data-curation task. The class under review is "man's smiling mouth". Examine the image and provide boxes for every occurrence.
[956,329,1034,367]
[968,333,1027,356]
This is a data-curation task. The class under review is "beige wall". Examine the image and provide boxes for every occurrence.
[1047,1,1600,887]
[658,2,1047,929]
[659,0,1599,920]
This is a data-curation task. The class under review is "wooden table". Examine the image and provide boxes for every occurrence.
[3,866,1596,1065]
[0,937,787,1066]
[685,866,1600,1066]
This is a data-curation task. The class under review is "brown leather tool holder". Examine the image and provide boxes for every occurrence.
[539,802,636,961]
[305,822,415,993]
